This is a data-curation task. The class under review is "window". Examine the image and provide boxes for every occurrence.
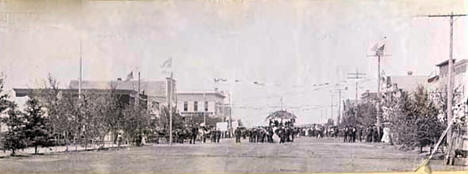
[183,101,188,111]
[194,101,198,112]
[205,101,209,112]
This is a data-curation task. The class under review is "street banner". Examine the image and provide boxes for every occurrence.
[216,122,228,131]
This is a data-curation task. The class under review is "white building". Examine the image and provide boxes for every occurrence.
[430,59,467,119]
[176,90,230,120]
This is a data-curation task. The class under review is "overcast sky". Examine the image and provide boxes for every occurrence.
[0,0,467,127]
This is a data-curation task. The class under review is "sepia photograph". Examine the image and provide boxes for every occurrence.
[0,0,467,173]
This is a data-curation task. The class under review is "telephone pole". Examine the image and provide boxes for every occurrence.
[203,92,206,126]
[347,69,366,103]
[347,69,366,124]
[422,12,467,165]
[332,84,347,126]
[330,93,334,125]
[280,97,284,111]
[368,36,389,142]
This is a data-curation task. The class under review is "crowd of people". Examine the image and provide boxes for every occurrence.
[153,122,386,145]
[236,126,300,144]
[298,125,385,143]
[153,125,225,144]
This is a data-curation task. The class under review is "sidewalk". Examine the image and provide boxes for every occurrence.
[0,142,130,157]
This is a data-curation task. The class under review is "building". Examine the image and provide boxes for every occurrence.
[176,90,230,121]
[361,90,378,103]
[433,59,467,104]
[382,72,428,94]
[427,59,468,120]
[13,88,142,103]
[68,78,176,117]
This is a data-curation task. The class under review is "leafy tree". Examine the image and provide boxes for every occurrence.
[384,86,444,151]
[102,87,125,145]
[356,102,377,127]
[23,97,52,154]
[40,75,64,147]
[0,77,9,113]
[0,76,11,150]
[122,104,151,146]
[411,86,444,152]
[2,103,27,156]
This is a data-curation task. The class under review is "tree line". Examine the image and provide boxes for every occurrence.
[0,75,180,156]
[341,86,449,151]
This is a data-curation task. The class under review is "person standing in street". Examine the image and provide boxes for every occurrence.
[235,127,242,143]
[216,129,221,143]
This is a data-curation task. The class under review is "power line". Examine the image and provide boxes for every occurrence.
[347,69,366,103]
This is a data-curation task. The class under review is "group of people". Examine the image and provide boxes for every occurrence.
[343,125,384,143]
[234,125,300,144]
[154,125,224,144]
[155,121,388,145]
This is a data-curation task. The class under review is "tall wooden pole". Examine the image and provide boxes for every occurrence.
[376,54,382,140]
[168,73,173,145]
[423,12,466,165]
[79,40,82,99]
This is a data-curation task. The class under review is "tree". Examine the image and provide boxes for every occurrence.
[384,86,445,151]
[40,75,64,148]
[411,86,444,152]
[383,89,413,146]
[0,76,11,150]
[2,103,27,156]
[23,97,52,154]
[0,76,9,114]
[356,102,377,127]
[102,86,125,145]
[122,104,151,146]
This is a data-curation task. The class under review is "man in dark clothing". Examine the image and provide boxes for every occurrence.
[373,126,379,143]
[268,127,274,143]
[279,127,286,144]
[367,127,373,142]
[216,130,221,143]
[343,127,349,143]
[358,128,363,142]
[190,126,198,144]
[235,127,242,143]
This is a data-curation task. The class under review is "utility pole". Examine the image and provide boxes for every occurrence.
[203,92,206,126]
[423,12,467,165]
[280,97,283,111]
[320,109,323,124]
[138,72,140,93]
[347,69,366,103]
[330,93,334,125]
[368,36,388,142]
[347,69,366,123]
[337,89,341,125]
[333,85,347,126]
[137,72,141,105]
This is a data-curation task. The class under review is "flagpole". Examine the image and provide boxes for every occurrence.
[169,72,173,145]
[79,39,82,99]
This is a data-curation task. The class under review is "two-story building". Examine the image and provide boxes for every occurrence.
[176,90,230,122]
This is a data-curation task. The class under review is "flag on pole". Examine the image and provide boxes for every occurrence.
[161,57,172,69]
[161,58,173,75]
[125,71,134,81]
[371,37,386,56]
